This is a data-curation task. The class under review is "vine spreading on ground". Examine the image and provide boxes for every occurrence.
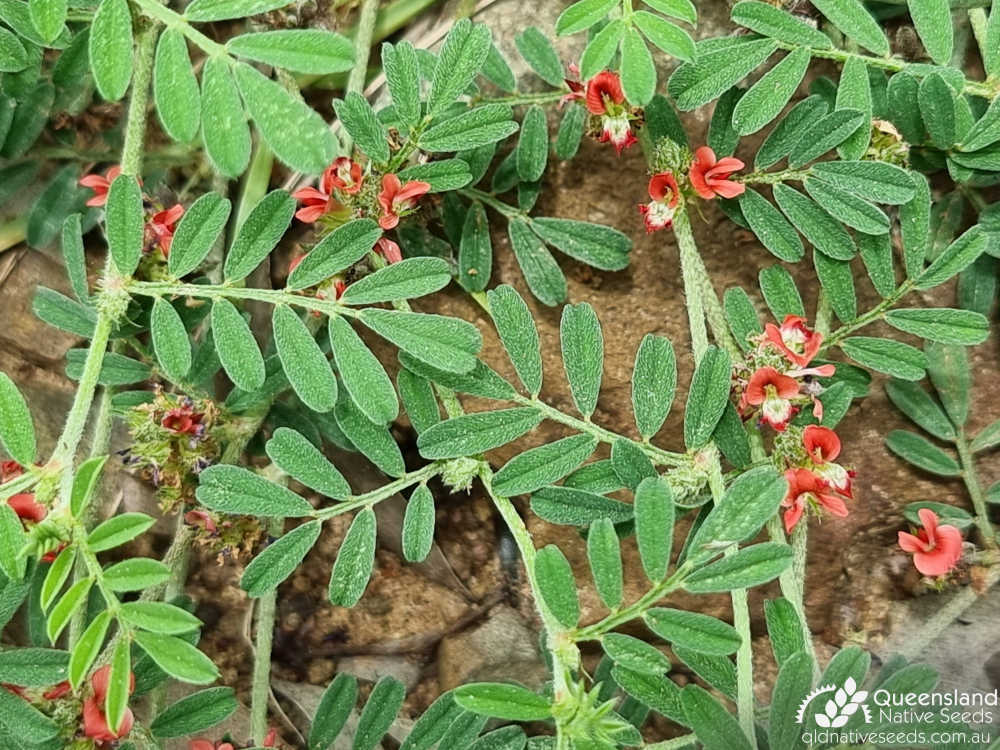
[0,0,998,748]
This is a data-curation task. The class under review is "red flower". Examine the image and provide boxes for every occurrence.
[83,665,136,744]
[292,166,346,223]
[764,315,825,368]
[1,460,23,481]
[161,405,204,436]
[585,71,625,115]
[585,71,636,155]
[374,237,402,264]
[898,508,963,577]
[1,460,45,522]
[638,172,680,232]
[803,425,854,497]
[334,279,347,299]
[79,166,122,207]
[689,146,745,199]
[743,367,800,431]
[329,157,363,194]
[147,204,184,258]
[377,174,430,230]
[8,493,46,522]
[781,468,849,533]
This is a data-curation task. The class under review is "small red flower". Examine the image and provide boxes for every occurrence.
[689,146,746,200]
[147,204,184,258]
[374,237,403,264]
[585,71,636,155]
[802,425,854,497]
[264,727,278,747]
[585,71,625,115]
[9,493,46,522]
[79,166,122,207]
[292,166,347,223]
[329,157,363,195]
[638,172,680,232]
[41,542,66,564]
[781,468,849,533]
[743,367,800,431]
[161,405,203,436]
[2,460,45,523]
[83,665,136,744]
[898,508,963,577]
[764,315,825,368]
[334,279,347,299]
[377,174,430,230]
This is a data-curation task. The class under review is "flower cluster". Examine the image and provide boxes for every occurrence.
[79,165,185,261]
[290,159,427,285]
[735,315,836,431]
[640,146,746,232]
[777,425,854,533]
[898,508,963,578]
[121,389,219,509]
[3,665,134,747]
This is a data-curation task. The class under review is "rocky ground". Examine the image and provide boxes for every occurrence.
[2,0,999,746]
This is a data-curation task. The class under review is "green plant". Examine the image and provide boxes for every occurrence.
[0,0,998,748]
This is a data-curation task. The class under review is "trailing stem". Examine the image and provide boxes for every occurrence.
[672,207,757,748]
[955,431,997,549]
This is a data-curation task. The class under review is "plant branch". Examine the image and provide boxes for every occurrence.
[956,429,998,549]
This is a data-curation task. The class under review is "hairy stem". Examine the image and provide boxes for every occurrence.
[250,515,283,745]
[120,24,159,177]
[771,40,997,98]
[674,206,757,748]
[53,314,114,505]
[956,429,998,549]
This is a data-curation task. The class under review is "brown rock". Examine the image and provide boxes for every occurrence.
[437,605,547,691]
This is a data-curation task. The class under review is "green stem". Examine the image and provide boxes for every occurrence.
[129,0,227,57]
[53,314,114,505]
[956,429,998,549]
[738,168,810,185]
[674,208,709,361]
[346,0,379,99]
[512,394,685,467]
[313,462,443,520]
[673,207,757,748]
[68,385,116,648]
[479,464,578,736]
[771,40,997,98]
[120,23,159,177]
[471,90,566,107]
[822,280,916,350]
[250,515,283,745]
[573,561,693,640]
